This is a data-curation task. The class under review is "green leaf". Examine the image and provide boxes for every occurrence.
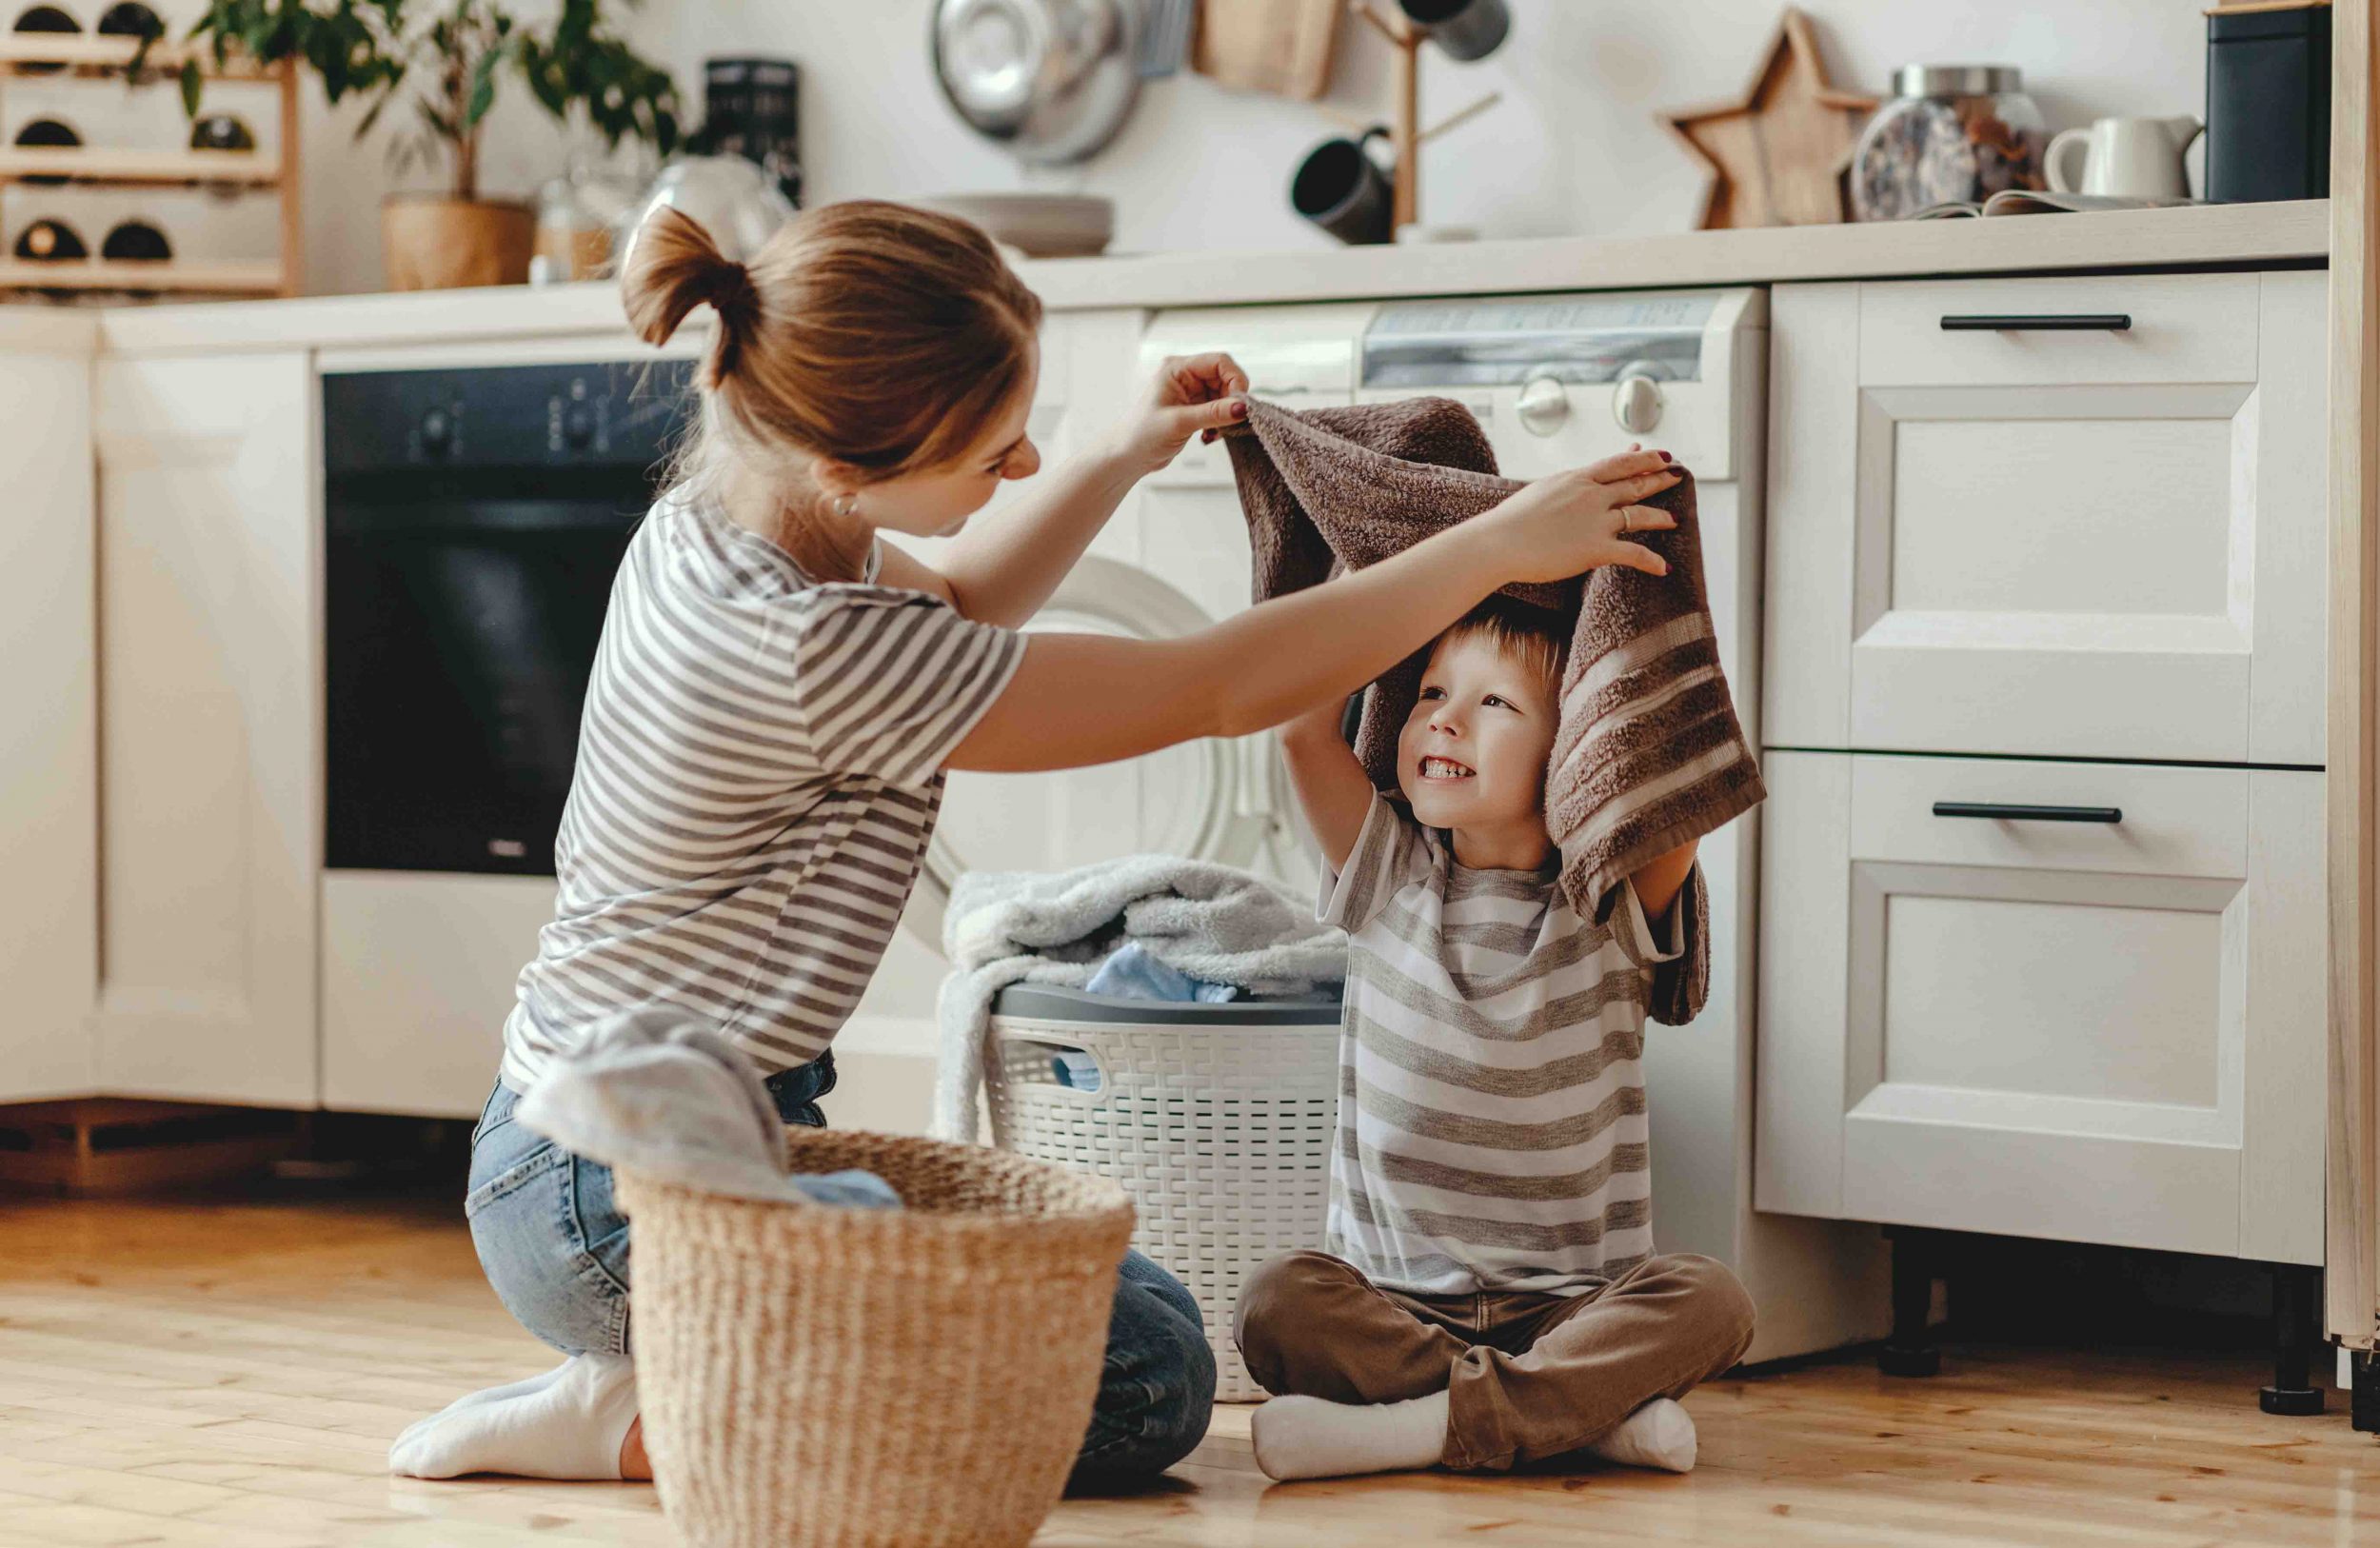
[180,58,203,116]
[465,43,499,125]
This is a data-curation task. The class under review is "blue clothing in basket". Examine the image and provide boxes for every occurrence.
[1084,942,1240,1004]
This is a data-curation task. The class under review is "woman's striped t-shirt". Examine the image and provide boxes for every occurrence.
[498,494,1023,1094]
[1321,792,1696,1297]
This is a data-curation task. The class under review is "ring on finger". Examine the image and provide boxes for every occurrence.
[1620,507,1635,533]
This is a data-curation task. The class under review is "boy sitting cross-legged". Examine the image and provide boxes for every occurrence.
[1238,595,1755,1482]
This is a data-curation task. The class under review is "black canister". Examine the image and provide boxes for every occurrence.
[696,56,803,209]
[2205,0,2331,203]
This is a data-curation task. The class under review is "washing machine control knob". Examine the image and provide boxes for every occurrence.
[1516,375,1570,437]
[1613,368,1664,435]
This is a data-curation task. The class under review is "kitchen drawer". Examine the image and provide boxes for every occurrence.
[1764,271,2327,765]
[1755,750,2324,1264]
[1859,273,2259,387]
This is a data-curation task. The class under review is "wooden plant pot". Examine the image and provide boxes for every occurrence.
[380,195,535,291]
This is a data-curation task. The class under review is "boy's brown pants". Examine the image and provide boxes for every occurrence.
[1234,1249,1755,1471]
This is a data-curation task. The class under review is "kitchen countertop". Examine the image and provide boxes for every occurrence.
[0,307,99,353]
[15,199,2331,358]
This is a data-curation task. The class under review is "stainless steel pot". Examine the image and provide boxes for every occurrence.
[932,0,1141,165]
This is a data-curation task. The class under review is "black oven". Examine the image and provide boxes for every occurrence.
[323,360,694,876]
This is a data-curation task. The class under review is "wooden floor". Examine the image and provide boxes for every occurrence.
[3,1187,2377,1548]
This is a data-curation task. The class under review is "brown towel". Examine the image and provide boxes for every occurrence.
[1223,394,1765,1023]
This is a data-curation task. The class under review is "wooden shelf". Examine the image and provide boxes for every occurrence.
[0,149,276,187]
[0,36,274,79]
[0,258,283,294]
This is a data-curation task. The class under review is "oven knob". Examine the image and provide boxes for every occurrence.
[1515,375,1570,437]
[563,406,595,450]
[419,406,454,455]
[1613,368,1664,435]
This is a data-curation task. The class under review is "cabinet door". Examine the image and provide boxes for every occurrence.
[1765,272,2328,765]
[0,341,97,1101]
[92,353,318,1107]
[1756,750,2325,1263]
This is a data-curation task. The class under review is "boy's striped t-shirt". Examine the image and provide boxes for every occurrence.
[497,494,1024,1095]
[1322,792,1693,1297]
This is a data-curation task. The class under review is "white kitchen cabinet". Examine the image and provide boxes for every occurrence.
[1755,749,2325,1265]
[90,352,320,1107]
[1764,271,2328,765]
[322,871,552,1118]
[0,328,97,1101]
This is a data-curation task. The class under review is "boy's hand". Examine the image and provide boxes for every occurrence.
[1475,446,1681,585]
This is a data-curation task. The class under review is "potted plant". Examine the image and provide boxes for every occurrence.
[157,0,681,290]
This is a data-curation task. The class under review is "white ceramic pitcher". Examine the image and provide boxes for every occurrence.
[2046,114,2202,199]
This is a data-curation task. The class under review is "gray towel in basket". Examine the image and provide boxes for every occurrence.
[934,855,1347,1141]
[518,1008,901,1207]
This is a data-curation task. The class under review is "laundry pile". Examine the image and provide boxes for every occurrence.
[934,854,1347,1141]
[518,1007,901,1208]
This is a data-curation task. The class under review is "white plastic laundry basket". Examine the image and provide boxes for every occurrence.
[983,983,1343,1401]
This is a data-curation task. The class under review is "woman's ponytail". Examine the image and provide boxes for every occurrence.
[620,204,761,387]
[629,197,1043,517]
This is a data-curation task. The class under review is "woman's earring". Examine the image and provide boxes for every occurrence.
[830,492,859,519]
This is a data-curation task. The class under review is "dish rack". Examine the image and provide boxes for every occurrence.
[983,982,1344,1401]
[0,30,297,298]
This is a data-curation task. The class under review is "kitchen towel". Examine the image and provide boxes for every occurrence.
[1222,393,1765,1022]
[935,854,1347,1140]
[516,1007,901,1208]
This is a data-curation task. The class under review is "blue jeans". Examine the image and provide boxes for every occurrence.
[464,1056,1215,1486]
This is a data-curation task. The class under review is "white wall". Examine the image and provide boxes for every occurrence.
[639,0,2212,259]
[0,1,2215,295]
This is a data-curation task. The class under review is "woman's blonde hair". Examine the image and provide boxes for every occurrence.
[621,199,1043,577]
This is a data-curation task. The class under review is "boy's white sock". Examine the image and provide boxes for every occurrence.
[1250,1390,1449,1480]
[1586,1397,1697,1473]
[387,1352,640,1479]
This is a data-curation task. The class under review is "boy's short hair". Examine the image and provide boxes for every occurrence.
[1438,596,1569,702]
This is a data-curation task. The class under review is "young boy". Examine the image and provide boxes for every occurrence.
[1237,596,1755,1481]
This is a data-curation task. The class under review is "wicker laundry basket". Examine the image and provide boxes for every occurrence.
[617,1130,1135,1548]
[984,983,1343,1401]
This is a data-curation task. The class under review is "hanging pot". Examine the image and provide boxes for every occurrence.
[380,195,535,291]
[931,0,1141,165]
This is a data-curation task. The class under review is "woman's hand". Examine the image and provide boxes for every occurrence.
[1473,447,1682,585]
[1103,352,1253,476]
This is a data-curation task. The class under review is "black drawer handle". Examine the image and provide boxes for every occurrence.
[1933,801,2123,824]
[1940,313,2132,332]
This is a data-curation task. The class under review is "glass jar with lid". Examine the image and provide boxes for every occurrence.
[1850,64,2048,221]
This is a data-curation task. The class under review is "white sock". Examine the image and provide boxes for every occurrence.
[1586,1398,1696,1473]
[388,1352,640,1479]
[392,1359,574,1453]
[1250,1391,1449,1481]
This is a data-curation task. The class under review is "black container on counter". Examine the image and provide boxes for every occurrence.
[693,56,802,209]
[2205,0,2331,203]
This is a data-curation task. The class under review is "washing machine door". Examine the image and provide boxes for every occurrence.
[905,555,1313,950]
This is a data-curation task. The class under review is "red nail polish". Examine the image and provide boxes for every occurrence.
[1200,429,1216,444]
[1657,450,1672,463]
[1232,401,1249,417]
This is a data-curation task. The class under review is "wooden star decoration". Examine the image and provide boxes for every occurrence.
[1657,8,1878,229]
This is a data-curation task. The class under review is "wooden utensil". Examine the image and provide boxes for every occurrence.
[1194,0,1339,100]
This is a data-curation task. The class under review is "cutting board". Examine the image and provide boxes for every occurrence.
[1193,0,1340,101]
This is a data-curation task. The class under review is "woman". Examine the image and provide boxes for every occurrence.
[390,200,1682,1486]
